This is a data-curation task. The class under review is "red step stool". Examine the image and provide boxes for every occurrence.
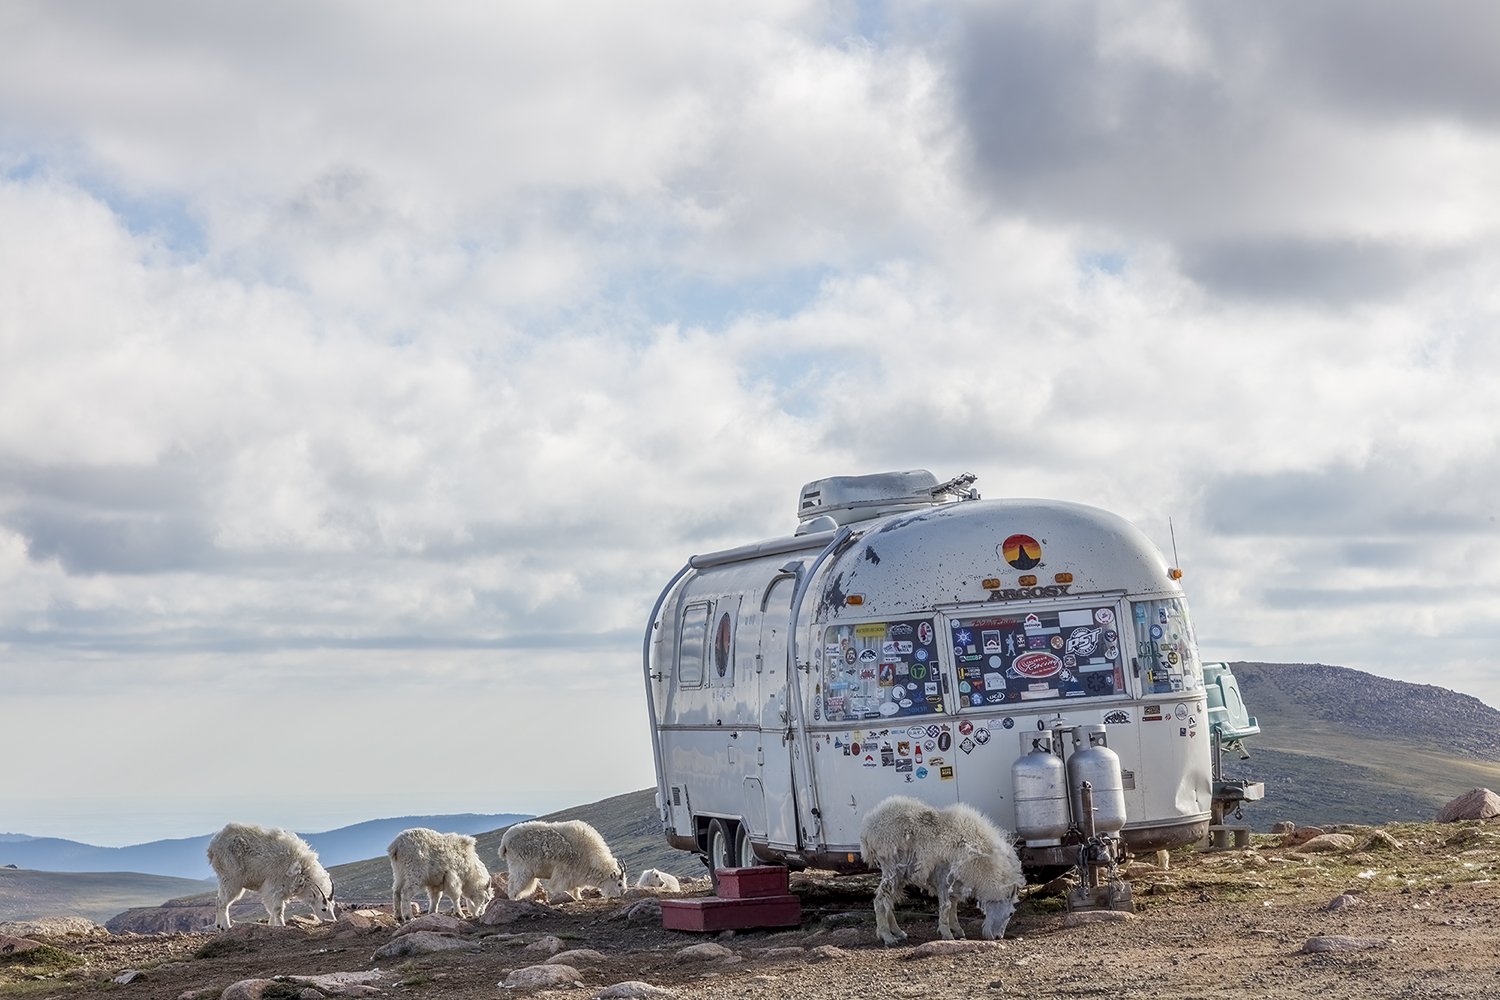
[660,866,802,932]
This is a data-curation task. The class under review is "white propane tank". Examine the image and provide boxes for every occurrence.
[1066,725,1128,834]
[1011,731,1070,846]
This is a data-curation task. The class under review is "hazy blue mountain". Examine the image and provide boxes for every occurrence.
[0,813,531,880]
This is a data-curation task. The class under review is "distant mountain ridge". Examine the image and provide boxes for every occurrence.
[1217,661,1500,829]
[0,812,531,881]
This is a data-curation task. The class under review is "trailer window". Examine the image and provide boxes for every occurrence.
[820,618,945,721]
[1131,597,1204,694]
[947,605,1126,706]
[678,602,711,686]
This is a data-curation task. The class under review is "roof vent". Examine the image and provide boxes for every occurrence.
[796,469,952,527]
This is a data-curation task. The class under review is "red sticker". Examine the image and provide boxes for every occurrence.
[1013,651,1063,678]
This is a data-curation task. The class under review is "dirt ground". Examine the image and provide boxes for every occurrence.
[5,820,1500,1000]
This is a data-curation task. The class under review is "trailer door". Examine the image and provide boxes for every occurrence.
[754,571,799,851]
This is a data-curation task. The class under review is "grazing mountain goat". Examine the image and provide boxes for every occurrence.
[858,795,1025,946]
[498,820,628,902]
[635,868,681,891]
[206,822,336,931]
[388,828,494,921]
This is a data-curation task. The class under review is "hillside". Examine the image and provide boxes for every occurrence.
[1223,662,1500,830]
[0,812,531,880]
[0,869,213,925]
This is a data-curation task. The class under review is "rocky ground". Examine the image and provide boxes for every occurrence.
[4,819,1500,1000]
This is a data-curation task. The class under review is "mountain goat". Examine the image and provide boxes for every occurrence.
[498,820,628,902]
[858,795,1025,945]
[388,827,494,921]
[206,822,336,931]
[635,868,681,891]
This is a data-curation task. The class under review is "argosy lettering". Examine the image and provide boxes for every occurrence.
[985,584,1073,602]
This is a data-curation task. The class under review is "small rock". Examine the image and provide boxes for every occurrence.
[819,927,865,947]
[1325,893,1361,911]
[906,939,1003,958]
[524,934,566,956]
[1437,788,1500,823]
[550,948,607,965]
[820,912,866,928]
[480,899,551,925]
[221,981,276,1000]
[1062,911,1136,927]
[372,930,480,959]
[1280,826,1327,847]
[283,971,384,996]
[1271,821,1296,834]
[808,944,847,961]
[178,989,220,1000]
[1359,830,1403,851]
[1302,935,1388,953]
[675,942,734,963]
[1293,834,1357,853]
[594,983,678,999]
[753,946,807,958]
[113,970,146,984]
[393,913,468,937]
[616,899,663,923]
[504,963,583,989]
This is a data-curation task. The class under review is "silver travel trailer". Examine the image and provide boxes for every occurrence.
[642,470,1254,875]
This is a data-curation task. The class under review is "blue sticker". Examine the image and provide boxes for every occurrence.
[1150,625,1163,639]
[1002,717,1015,730]
[916,766,929,779]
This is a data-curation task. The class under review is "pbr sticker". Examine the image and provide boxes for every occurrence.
[959,720,974,735]
[974,727,991,745]
[1104,710,1131,725]
[918,622,933,645]
[1001,533,1042,570]
[960,737,976,755]
[1002,717,1015,729]
[1095,608,1114,625]
[1013,651,1063,679]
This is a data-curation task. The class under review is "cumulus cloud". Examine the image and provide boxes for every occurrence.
[0,0,1497,840]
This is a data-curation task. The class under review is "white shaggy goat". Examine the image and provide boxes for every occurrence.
[206,822,336,930]
[498,820,628,902]
[858,795,1025,945]
[635,868,681,891]
[388,827,494,921]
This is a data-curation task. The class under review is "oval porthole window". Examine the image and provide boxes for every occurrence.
[714,612,733,677]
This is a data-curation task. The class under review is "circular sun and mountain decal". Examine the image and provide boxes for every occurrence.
[1000,533,1042,571]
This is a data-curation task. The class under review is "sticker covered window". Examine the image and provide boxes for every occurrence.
[948,605,1125,707]
[1132,597,1204,694]
[819,618,944,721]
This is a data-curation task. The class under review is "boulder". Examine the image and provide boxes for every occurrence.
[392,913,468,937]
[1293,834,1357,853]
[0,935,45,957]
[371,930,480,959]
[503,964,582,989]
[478,899,551,925]
[1437,788,1500,823]
[550,948,608,965]
[595,982,678,999]
[905,939,1003,958]
[1302,935,1387,953]
[1279,826,1326,847]
[675,941,734,963]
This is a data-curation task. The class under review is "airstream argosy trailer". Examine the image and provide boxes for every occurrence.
[643,470,1239,876]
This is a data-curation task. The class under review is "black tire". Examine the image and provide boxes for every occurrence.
[733,824,761,868]
[706,818,735,876]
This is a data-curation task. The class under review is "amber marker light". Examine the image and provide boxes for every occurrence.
[847,594,865,605]
[1054,572,1074,584]
[1168,568,1184,580]
[1018,575,1038,586]
[982,578,1002,590]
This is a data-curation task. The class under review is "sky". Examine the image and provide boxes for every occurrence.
[1,1,1496,847]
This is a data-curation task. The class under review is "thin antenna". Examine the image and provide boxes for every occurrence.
[1169,517,1180,568]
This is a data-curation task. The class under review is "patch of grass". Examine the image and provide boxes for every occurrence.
[0,945,82,975]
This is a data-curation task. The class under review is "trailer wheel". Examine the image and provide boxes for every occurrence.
[706,818,735,878]
[733,825,761,868]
